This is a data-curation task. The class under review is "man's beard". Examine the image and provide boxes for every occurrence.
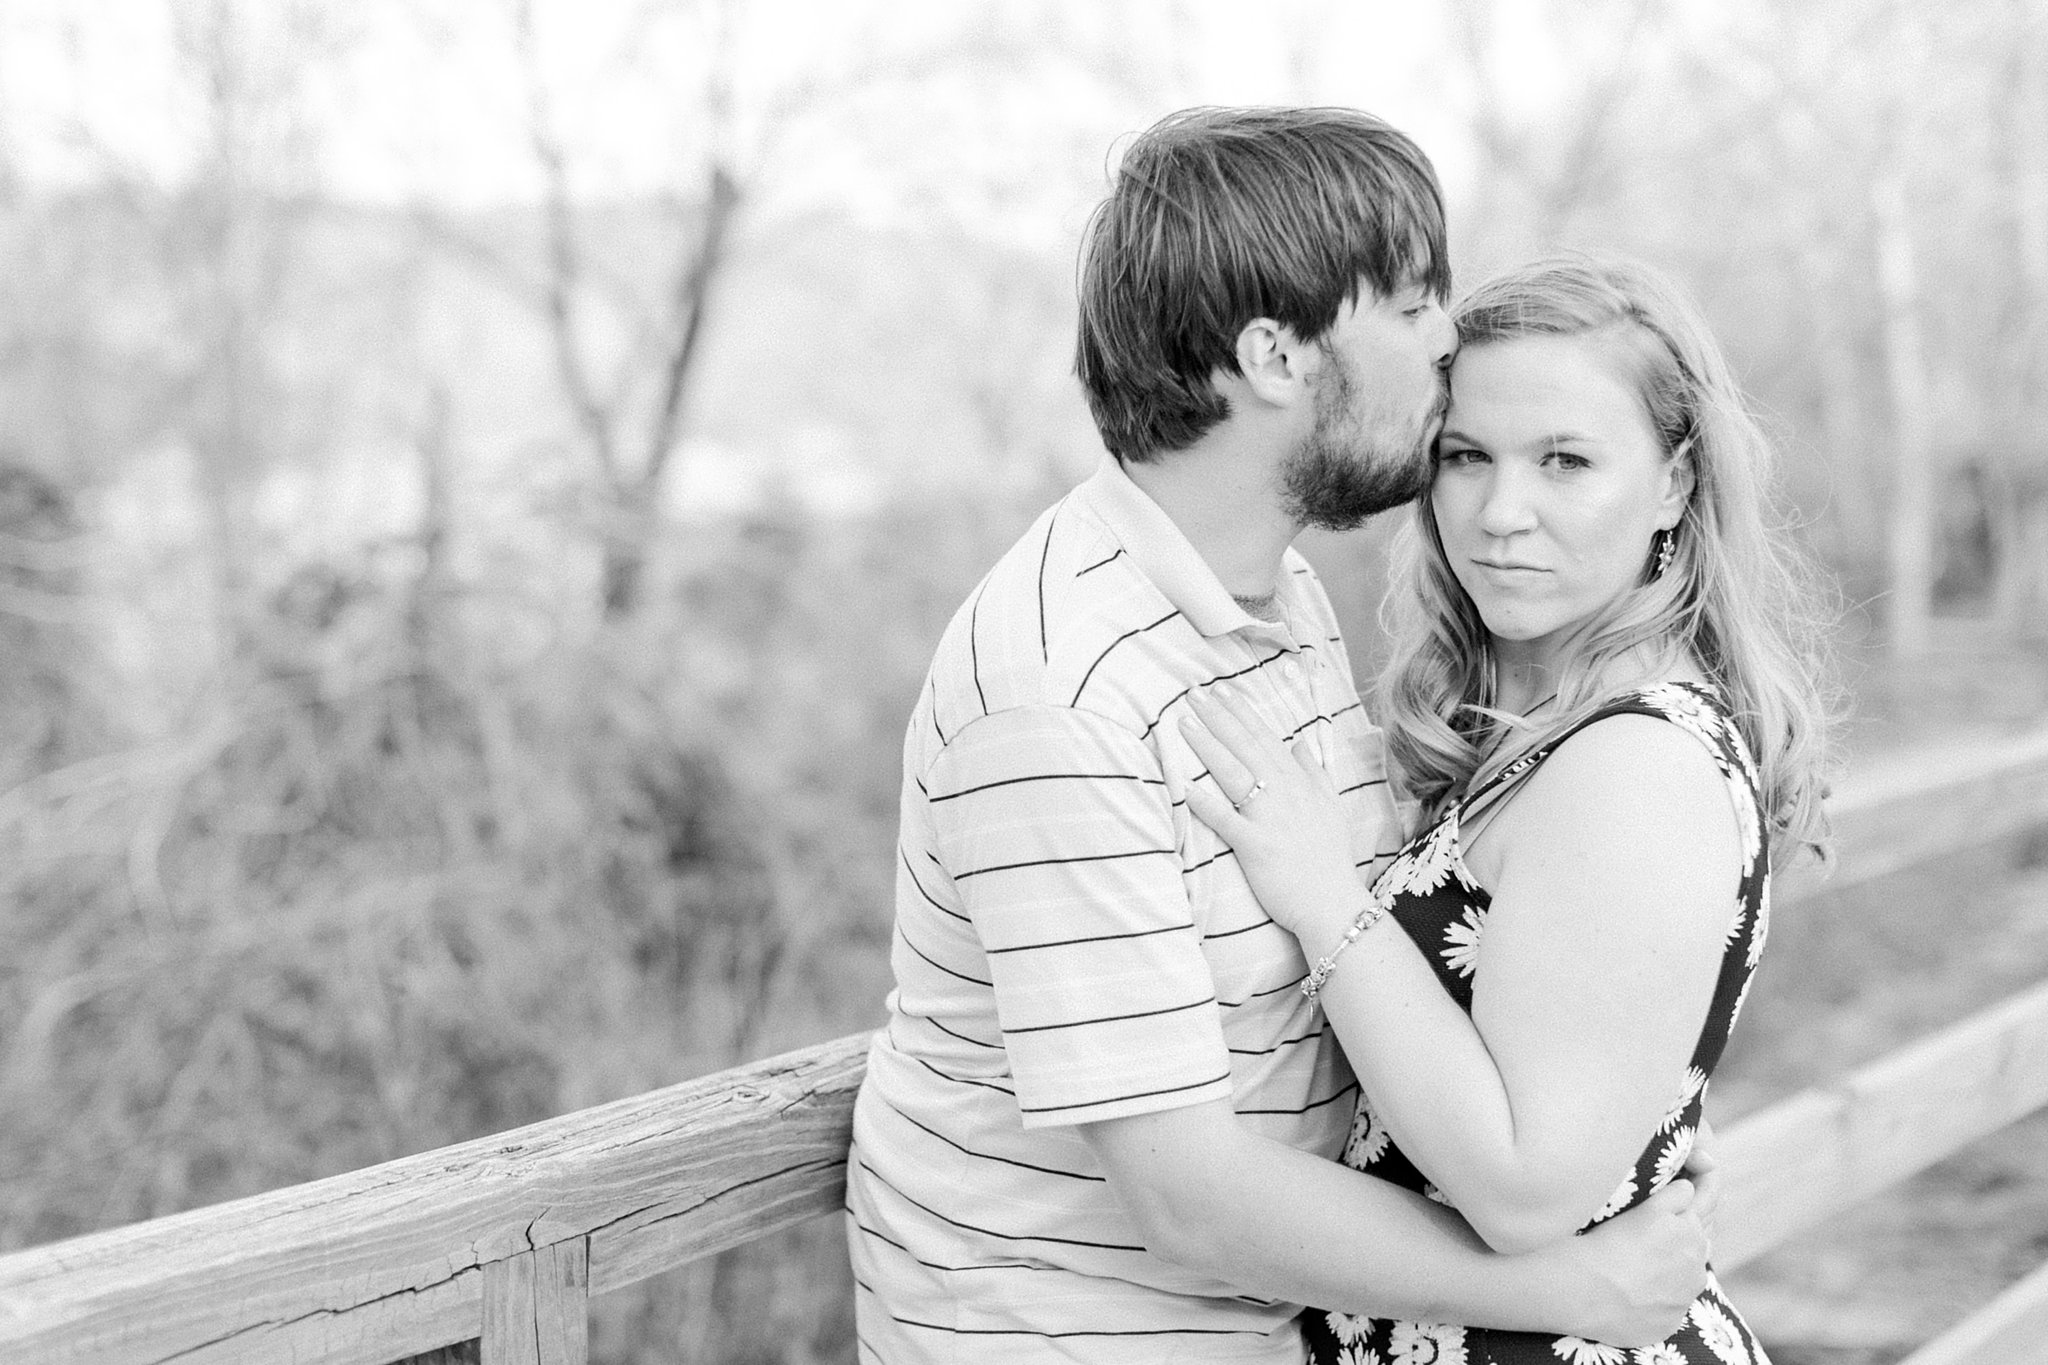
[1282,359,1442,532]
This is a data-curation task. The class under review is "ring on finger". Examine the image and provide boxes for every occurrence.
[1231,779,1267,812]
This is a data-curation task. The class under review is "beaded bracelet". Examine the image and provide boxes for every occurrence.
[1300,891,1390,1014]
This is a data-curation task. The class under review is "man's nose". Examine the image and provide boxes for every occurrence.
[1428,302,1455,372]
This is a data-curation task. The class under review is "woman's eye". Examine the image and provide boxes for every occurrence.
[1436,447,1485,466]
[1547,452,1591,470]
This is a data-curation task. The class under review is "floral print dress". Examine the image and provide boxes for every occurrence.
[1302,683,1774,1365]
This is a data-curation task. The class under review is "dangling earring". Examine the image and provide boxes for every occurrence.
[1650,527,1677,581]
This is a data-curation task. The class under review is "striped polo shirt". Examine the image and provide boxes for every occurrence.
[839,462,1400,1365]
[845,459,1403,1364]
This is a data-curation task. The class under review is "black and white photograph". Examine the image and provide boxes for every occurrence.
[2,3,2046,1363]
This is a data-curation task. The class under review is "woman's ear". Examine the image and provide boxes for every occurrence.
[1656,450,1698,529]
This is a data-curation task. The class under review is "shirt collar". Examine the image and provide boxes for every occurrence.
[1071,457,1308,645]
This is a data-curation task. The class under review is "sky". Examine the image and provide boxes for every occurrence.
[0,0,1541,240]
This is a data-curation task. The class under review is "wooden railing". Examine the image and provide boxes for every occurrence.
[5,729,2048,1365]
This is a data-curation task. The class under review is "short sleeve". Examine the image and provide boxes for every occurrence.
[925,704,1233,1128]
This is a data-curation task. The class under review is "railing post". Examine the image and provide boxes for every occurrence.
[482,1238,589,1365]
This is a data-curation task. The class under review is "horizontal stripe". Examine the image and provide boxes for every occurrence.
[1136,649,1291,738]
[915,1056,1014,1095]
[952,846,1177,881]
[901,1011,1004,1051]
[1228,1027,1322,1057]
[1237,1081,1358,1117]
[1016,1070,1233,1115]
[928,770,1167,803]
[1070,608,1183,706]
[985,921,1192,955]
[857,1157,1148,1252]
[1204,915,1276,942]
[881,1098,1106,1182]
[899,927,993,987]
[900,849,969,923]
[1003,995,1216,1035]
[854,1221,1047,1274]
[1217,976,1307,1007]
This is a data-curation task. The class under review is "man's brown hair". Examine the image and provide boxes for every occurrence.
[1075,106,1449,463]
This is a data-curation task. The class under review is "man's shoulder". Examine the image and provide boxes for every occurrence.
[928,493,1186,727]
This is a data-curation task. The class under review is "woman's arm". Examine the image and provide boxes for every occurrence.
[1182,694,1738,1253]
[1076,1096,1711,1346]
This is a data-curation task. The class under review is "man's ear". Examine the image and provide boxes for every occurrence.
[1231,318,1311,409]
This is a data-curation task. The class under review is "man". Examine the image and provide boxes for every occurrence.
[845,106,1710,1364]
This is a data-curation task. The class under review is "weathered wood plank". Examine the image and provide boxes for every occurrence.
[1894,1259,2048,1365]
[482,1255,537,1365]
[0,1034,867,1365]
[1779,726,2048,903]
[1715,975,2048,1269]
[481,1240,585,1365]
[0,1263,481,1365]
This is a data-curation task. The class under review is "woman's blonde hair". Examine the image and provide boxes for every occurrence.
[1378,254,1840,862]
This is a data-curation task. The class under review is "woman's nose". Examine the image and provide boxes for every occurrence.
[1476,469,1537,537]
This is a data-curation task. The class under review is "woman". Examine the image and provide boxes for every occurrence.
[1181,255,1836,1364]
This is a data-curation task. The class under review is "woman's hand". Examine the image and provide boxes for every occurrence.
[1178,689,1374,945]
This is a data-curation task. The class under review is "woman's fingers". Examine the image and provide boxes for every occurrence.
[1290,738,1326,783]
[1186,690,1289,779]
[1177,714,1258,805]
[1183,781,1245,841]
[1646,1177,1695,1213]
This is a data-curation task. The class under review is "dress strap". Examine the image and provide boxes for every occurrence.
[1457,682,1731,826]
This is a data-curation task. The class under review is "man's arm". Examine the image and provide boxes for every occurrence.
[1081,1099,1710,1349]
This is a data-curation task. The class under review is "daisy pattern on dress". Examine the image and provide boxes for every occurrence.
[1632,1345,1686,1365]
[1337,1346,1385,1365]
[1725,763,1763,867]
[1329,1312,1373,1347]
[1730,965,1758,1031]
[1388,1321,1466,1364]
[1661,1066,1708,1133]
[1551,1339,1627,1365]
[1652,1125,1696,1191]
[1375,816,1468,901]
[1590,1170,1638,1224]
[1641,684,1721,755]
[1723,898,1749,951]
[1689,1297,1752,1365]
[1440,904,1486,978]
[1345,1096,1391,1168]
[1746,878,1772,971]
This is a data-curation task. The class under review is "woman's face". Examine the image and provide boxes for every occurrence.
[1431,332,1692,677]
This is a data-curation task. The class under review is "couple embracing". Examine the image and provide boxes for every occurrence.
[845,105,1832,1365]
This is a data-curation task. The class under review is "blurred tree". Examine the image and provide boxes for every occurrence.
[162,0,355,643]
[1444,0,1675,271]
[1991,0,2048,634]
[412,0,1019,619]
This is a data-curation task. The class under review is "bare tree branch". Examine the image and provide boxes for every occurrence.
[513,0,619,484]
